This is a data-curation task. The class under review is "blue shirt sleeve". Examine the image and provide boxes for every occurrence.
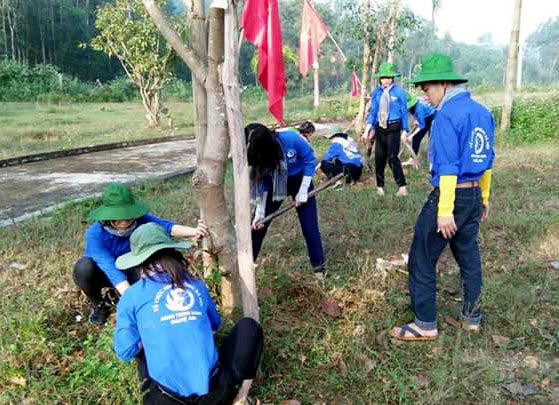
[113,293,141,362]
[432,112,460,176]
[292,131,316,176]
[399,88,408,131]
[85,225,126,286]
[199,282,221,331]
[366,88,381,126]
[142,214,175,234]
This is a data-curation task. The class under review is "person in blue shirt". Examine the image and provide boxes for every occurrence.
[114,222,263,404]
[362,62,409,196]
[402,94,436,167]
[246,123,326,279]
[72,182,208,325]
[391,53,495,341]
[298,120,316,143]
[318,125,363,184]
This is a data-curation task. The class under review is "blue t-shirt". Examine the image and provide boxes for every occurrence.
[114,276,221,397]
[414,101,436,129]
[429,92,495,187]
[276,129,316,177]
[83,214,174,286]
[366,85,408,131]
[322,137,363,167]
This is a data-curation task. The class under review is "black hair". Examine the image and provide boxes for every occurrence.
[331,132,348,140]
[298,121,315,135]
[245,123,283,180]
[137,248,195,289]
[409,104,417,115]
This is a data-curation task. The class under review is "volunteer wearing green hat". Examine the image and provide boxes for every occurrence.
[391,53,495,341]
[362,62,409,196]
[318,125,363,184]
[114,223,263,404]
[73,182,208,325]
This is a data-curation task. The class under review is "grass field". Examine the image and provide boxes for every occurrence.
[0,93,356,160]
[1,110,558,402]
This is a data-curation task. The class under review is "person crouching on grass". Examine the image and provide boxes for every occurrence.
[246,123,326,279]
[391,53,495,341]
[114,222,263,404]
[318,125,363,185]
[361,62,409,197]
[72,182,208,325]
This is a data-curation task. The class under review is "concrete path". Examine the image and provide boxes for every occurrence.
[0,139,197,227]
[0,122,343,227]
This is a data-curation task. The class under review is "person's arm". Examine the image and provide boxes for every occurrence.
[202,283,221,331]
[400,88,409,132]
[145,213,208,240]
[433,113,460,239]
[479,169,492,220]
[292,134,315,205]
[85,226,128,291]
[252,191,268,229]
[113,296,141,362]
[366,89,380,126]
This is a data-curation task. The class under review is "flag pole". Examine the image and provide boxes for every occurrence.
[327,30,347,63]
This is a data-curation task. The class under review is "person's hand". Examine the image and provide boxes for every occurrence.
[401,130,408,144]
[481,203,489,221]
[295,189,308,207]
[251,210,265,230]
[192,219,209,240]
[437,215,457,239]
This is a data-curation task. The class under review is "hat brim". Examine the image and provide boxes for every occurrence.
[115,240,192,270]
[87,202,150,221]
[410,72,467,85]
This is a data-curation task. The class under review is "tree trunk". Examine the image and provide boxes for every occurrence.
[501,0,522,131]
[355,0,373,134]
[386,0,400,63]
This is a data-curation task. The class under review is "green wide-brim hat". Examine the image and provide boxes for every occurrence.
[374,62,401,79]
[325,125,343,139]
[116,222,192,270]
[410,53,467,84]
[88,182,150,221]
[407,94,418,109]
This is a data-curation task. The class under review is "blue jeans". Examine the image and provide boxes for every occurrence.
[252,173,325,271]
[408,187,483,330]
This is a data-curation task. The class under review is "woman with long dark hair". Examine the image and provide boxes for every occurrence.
[246,123,326,278]
[114,222,263,404]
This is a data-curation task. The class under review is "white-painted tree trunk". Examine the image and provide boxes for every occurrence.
[501,0,522,131]
[313,62,320,108]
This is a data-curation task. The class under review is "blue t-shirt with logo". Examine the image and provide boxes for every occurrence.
[366,85,409,131]
[322,138,363,167]
[429,92,495,187]
[114,276,221,397]
[276,129,316,177]
[83,214,174,286]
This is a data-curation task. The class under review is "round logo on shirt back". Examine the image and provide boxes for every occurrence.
[165,288,195,312]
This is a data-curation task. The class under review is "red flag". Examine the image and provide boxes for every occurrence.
[241,0,286,125]
[350,71,361,98]
[298,0,328,77]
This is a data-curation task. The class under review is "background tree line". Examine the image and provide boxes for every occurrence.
[0,0,558,103]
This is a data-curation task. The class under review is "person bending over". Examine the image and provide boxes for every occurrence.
[73,182,208,325]
[319,125,363,184]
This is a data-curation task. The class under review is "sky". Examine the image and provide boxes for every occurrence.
[402,0,559,45]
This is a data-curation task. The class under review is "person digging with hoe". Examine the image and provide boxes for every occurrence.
[113,222,263,404]
[362,62,409,197]
[73,182,208,325]
[391,53,495,341]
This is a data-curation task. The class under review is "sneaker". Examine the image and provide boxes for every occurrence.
[88,301,111,326]
[396,186,408,197]
[376,187,385,196]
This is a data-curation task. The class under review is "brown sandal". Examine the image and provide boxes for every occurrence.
[391,323,438,341]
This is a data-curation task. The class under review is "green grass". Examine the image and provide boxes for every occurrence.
[1,129,558,402]
[0,93,357,160]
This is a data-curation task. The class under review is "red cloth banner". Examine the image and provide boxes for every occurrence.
[350,71,361,98]
[241,0,286,124]
[298,0,328,78]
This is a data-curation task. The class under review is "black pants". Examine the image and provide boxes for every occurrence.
[139,318,264,405]
[411,115,434,155]
[320,159,362,183]
[72,257,139,305]
[374,122,406,188]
